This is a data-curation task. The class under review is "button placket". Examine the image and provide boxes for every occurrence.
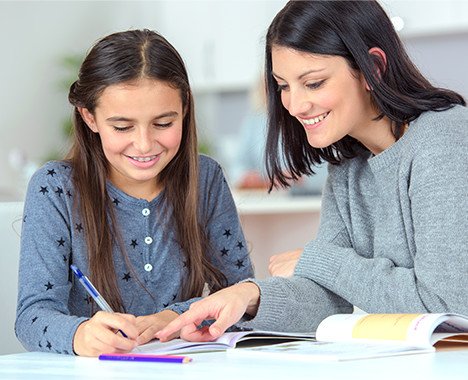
[141,206,153,275]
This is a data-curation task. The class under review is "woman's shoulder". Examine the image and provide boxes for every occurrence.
[410,105,467,145]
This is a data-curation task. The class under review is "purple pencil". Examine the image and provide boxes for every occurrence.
[99,353,192,363]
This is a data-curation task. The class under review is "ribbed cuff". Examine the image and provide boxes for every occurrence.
[237,277,288,331]
[295,241,348,292]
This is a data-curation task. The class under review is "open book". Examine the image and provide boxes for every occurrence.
[134,330,315,355]
[228,312,468,361]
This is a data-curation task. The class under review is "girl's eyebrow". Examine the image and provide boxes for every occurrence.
[106,111,179,123]
[272,68,326,81]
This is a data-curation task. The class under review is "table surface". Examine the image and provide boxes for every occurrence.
[1,349,468,380]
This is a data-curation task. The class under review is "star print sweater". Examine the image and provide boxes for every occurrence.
[243,105,468,332]
[15,155,254,355]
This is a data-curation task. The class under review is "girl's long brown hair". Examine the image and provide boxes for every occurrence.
[67,29,226,312]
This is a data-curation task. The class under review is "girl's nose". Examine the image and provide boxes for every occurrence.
[133,128,152,154]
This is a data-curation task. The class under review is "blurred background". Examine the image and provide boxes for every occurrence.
[1,0,468,200]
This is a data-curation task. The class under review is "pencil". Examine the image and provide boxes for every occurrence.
[99,353,192,363]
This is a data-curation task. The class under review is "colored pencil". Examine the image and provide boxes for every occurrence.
[99,353,192,363]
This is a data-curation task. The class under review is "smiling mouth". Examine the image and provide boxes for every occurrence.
[128,155,158,162]
[301,112,330,126]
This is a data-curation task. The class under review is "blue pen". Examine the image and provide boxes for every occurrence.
[70,264,128,338]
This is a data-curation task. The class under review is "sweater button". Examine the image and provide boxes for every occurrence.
[142,208,150,216]
[144,263,153,272]
[144,236,153,245]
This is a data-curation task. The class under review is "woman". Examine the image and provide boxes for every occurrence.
[15,29,253,356]
[157,0,468,342]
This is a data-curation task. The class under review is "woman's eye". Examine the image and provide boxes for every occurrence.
[306,80,325,90]
[277,84,289,92]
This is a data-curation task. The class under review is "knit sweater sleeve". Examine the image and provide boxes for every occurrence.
[296,116,468,314]
[15,163,88,354]
[235,173,353,332]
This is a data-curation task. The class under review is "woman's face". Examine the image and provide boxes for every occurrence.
[80,78,183,199]
[271,45,379,149]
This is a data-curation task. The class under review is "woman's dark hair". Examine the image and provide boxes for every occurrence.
[67,29,226,312]
[265,0,465,189]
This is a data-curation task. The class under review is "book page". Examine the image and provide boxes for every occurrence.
[317,313,468,347]
[134,330,316,355]
[351,314,421,341]
[317,313,435,346]
[228,340,434,362]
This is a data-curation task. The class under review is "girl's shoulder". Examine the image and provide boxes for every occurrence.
[29,160,74,187]
[198,154,224,178]
[197,154,229,192]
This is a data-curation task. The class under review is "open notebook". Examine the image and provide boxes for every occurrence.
[135,330,315,355]
[228,312,468,361]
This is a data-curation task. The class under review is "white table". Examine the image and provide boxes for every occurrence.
[1,350,468,380]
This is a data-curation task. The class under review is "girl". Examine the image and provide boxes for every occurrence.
[157,0,468,342]
[15,29,253,356]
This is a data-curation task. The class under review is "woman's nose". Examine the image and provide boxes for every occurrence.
[286,89,310,117]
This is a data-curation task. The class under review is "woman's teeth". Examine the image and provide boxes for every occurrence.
[302,112,329,126]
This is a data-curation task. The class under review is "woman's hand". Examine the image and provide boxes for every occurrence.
[73,311,138,357]
[136,310,179,345]
[268,248,302,277]
[156,282,260,342]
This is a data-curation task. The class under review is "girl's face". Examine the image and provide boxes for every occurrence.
[80,78,183,200]
[272,46,386,150]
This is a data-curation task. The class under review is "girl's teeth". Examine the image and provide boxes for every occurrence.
[132,156,155,162]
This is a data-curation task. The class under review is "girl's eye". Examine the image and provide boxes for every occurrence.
[306,80,325,90]
[112,126,132,132]
[155,122,173,129]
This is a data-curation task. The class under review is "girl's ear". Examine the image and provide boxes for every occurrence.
[78,107,98,133]
[365,47,387,91]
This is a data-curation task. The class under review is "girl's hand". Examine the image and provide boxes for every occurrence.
[73,311,138,357]
[268,248,302,277]
[155,282,260,342]
[136,310,180,345]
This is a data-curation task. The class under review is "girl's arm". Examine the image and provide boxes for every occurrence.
[15,163,138,355]
[15,163,88,354]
